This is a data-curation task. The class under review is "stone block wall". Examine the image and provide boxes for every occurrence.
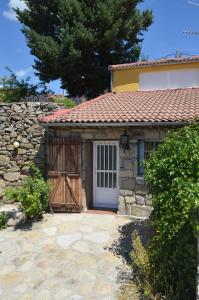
[0,102,62,204]
[117,128,174,217]
[48,125,171,218]
[118,189,152,218]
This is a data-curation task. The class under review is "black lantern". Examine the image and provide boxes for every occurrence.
[120,130,130,152]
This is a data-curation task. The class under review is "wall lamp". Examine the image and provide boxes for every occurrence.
[12,141,20,159]
[120,130,130,153]
[13,141,20,149]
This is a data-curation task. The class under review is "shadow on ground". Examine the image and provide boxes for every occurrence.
[14,220,34,231]
[107,219,154,299]
[108,219,153,264]
[13,216,45,231]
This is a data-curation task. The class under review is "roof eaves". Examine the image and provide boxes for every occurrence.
[40,121,188,127]
[108,57,199,71]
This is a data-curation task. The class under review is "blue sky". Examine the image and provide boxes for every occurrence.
[0,0,199,94]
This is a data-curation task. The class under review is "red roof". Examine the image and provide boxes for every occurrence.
[40,88,199,124]
[41,109,70,122]
[108,56,199,70]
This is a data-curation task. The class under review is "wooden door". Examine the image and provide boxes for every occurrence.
[47,138,82,212]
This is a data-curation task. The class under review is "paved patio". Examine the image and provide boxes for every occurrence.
[0,212,135,300]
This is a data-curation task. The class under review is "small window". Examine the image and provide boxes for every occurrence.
[138,141,160,176]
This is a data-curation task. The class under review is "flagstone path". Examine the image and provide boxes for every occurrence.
[0,213,134,300]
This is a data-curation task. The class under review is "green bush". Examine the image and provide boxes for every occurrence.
[5,163,51,220]
[5,187,21,202]
[144,124,199,300]
[0,212,7,229]
[52,97,75,108]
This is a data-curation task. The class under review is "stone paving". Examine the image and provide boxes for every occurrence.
[0,212,133,300]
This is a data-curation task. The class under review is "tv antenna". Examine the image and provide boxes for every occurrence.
[183,30,199,35]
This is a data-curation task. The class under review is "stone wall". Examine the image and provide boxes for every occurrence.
[0,102,62,204]
[118,137,152,218]
[48,125,172,218]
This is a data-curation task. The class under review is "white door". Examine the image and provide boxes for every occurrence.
[93,141,119,208]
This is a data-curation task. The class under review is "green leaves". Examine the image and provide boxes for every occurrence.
[52,97,75,108]
[0,213,7,230]
[5,163,51,220]
[0,67,51,103]
[16,0,153,98]
[144,123,199,299]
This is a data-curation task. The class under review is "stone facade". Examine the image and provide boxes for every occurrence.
[47,125,172,218]
[0,102,62,204]
[0,104,177,218]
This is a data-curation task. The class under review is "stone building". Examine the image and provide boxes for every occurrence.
[40,56,199,217]
[2,56,199,217]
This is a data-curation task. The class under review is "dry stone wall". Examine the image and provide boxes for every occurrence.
[0,102,62,204]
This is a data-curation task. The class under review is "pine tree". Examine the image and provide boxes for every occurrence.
[16,0,153,98]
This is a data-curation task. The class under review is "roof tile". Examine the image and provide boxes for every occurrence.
[41,108,70,122]
[108,55,199,70]
[40,88,199,124]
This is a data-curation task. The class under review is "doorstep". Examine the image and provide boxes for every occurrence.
[85,208,117,215]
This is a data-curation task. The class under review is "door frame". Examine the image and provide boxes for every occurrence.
[93,140,119,209]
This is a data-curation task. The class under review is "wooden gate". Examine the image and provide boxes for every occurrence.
[47,138,82,212]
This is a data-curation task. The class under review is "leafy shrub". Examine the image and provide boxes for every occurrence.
[5,163,51,220]
[0,212,7,229]
[5,187,21,202]
[27,162,50,211]
[144,124,199,300]
[52,97,75,108]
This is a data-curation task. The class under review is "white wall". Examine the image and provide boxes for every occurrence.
[139,69,199,91]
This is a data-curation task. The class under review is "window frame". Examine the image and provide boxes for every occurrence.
[139,69,199,91]
[138,140,160,177]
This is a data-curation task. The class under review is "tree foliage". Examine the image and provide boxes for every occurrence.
[145,124,199,299]
[16,0,153,98]
[0,67,50,102]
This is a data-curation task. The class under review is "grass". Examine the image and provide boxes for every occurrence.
[118,283,141,300]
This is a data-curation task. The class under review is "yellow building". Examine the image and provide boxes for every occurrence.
[109,56,199,93]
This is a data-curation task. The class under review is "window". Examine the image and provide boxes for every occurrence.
[96,143,117,188]
[139,69,199,91]
[138,141,160,176]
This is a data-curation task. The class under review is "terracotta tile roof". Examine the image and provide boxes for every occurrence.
[108,56,199,70]
[41,108,70,122]
[40,88,199,124]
